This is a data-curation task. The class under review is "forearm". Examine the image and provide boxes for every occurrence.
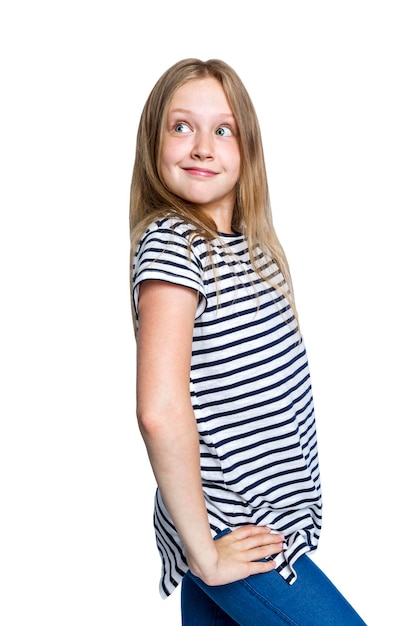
[138,403,217,576]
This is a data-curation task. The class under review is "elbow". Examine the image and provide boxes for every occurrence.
[136,400,193,440]
[136,407,157,438]
[136,405,172,440]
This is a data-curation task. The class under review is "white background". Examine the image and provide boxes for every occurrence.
[1,1,416,624]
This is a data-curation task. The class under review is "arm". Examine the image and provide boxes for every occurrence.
[136,279,284,585]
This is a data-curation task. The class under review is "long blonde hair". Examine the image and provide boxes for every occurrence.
[129,58,297,320]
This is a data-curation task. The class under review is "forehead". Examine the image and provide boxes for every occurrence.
[168,77,233,115]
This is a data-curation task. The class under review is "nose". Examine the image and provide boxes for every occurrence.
[192,131,214,160]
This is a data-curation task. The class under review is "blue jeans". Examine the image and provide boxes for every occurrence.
[181,554,367,626]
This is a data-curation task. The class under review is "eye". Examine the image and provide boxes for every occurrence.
[215,126,232,137]
[174,122,191,133]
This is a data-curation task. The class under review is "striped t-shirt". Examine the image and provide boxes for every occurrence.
[132,217,322,599]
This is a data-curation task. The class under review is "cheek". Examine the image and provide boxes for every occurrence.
[158,143,174,181]
[159,141,169,168]
[229,147,241,179]
[160,140,184,175]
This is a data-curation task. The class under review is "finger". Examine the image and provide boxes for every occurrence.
[238,531,285,551]
[247,559,277,576]
[247,541,284,562]
[231,525,276,540]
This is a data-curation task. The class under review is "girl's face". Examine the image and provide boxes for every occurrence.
[159,77,241,217]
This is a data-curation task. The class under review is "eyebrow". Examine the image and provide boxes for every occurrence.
[168,108,235,120]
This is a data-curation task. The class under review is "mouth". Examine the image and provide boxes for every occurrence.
[182,167,217,178]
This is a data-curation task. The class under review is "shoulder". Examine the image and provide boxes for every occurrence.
[134,217,210,271]
[140,216,204,247]
[132,216,209,321]
[133,216,209,274]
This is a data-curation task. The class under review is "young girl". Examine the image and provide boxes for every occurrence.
[130,58,366,626]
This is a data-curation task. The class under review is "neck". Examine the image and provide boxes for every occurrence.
[200,206,233,234]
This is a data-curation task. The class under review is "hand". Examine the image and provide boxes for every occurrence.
[188,525,285,586]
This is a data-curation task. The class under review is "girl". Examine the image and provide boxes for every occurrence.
[130,58,366,626]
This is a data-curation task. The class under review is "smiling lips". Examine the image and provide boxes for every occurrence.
[183,167,217,178]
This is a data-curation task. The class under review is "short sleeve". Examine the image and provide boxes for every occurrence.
[132,220,207,325]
